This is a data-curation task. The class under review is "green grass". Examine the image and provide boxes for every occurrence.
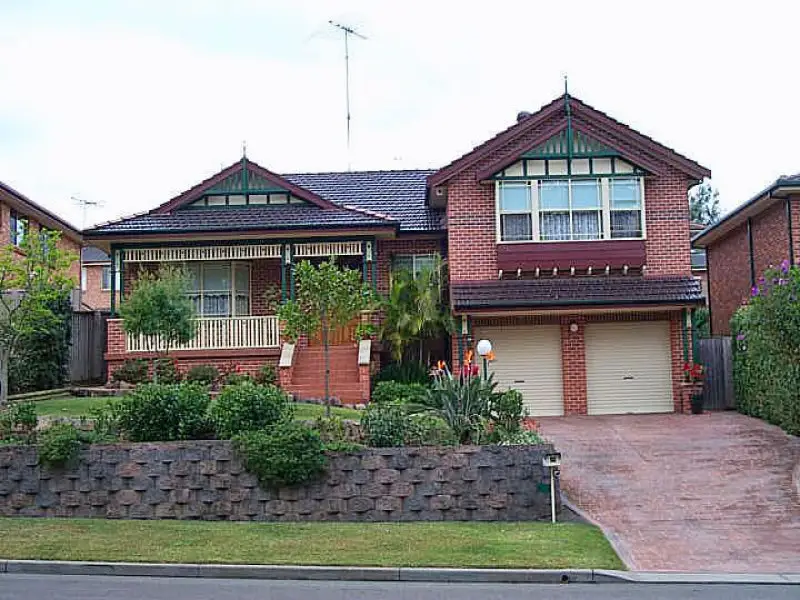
[0,518,623,569]
[291,403,362,421]
[33,395,113,418]
[32,395,361,422]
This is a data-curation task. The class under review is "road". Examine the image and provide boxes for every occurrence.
[0,575,797,599]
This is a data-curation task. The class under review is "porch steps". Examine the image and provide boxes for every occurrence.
[285,345,363,404]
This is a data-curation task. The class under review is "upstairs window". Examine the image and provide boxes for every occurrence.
[496,176,644,242]
[10,210,27,247]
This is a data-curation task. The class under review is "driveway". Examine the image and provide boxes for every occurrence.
[538,413,800,573]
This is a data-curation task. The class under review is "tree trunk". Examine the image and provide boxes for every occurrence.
[0,349,9,405]
[322,309,331,418]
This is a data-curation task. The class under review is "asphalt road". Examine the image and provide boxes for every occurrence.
[0,575,797,599]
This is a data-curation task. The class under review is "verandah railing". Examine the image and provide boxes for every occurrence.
[125,316,280,352]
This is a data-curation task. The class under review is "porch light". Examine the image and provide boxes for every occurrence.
[476,339,493,381]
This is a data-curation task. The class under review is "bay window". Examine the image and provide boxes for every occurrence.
[497,176,644,242]
[186,262,251,317]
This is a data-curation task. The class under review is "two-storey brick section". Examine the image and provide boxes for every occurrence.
[85,92,708,414]
[693,173,800,334]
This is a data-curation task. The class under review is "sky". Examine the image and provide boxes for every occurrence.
[1,0,798,230]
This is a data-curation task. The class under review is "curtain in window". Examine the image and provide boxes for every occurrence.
[611,211,641,238]
[572,212,601,240]
[540,213,570,240]
[234,264,250,316]
[501,214,533,241]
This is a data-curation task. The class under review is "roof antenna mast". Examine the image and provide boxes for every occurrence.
[329,20,367,171]
[72,196,105,229]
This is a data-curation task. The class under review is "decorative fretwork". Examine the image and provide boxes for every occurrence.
[523,129,619,159]
[293,241,363,258]
[126,316,280,352]
[123,244,281,263]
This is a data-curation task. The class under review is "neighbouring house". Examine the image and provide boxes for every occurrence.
[692,174,800,335]
[84,92,707,414]
[0,180,83,300]
[80,246,119,310]
[690,222,708,301]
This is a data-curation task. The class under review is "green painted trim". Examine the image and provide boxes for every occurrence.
[242,157,249,193]
[109,244,118,317]
[118,245,125,309]
[289,245,296,301]
[371,237,378,291]
[682,308,689,364]
[362,241,368,283]
[280,243,287,303]
[690,308,699,363]
[491,171,644,181]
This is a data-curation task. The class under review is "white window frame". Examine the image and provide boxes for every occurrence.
[185,261,252,317]
[391,253,439,280]
[495,176,646,243]
[100,265,121,291]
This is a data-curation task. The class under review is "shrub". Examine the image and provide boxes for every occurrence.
[111,359,149,385]
[361,403,407,447]
[374,361,430,386]
[426,364,498,444]
[211,382,290,439]
[311,415,361,444]
[0,401,37,442]
[323,440,365,452]
[234,421,326,487]
[732,261,800,435]
[487,389,525,441]
[372,381,428,406]
[38,422,81,467]
[86,402,120,443]
[405,413,457,446]
[115,383,213,442]
[185,364,219,386]
[254,363,277,386]
[154,357,182,384]
[496,429,544,445]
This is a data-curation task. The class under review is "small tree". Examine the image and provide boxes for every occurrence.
[380,256,453,364]
[120,266,195,382]
[689,179,721,226]
[0,230,76,405]
[277,259,376,416]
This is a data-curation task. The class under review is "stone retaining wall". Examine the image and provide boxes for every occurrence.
[0,442,559,521]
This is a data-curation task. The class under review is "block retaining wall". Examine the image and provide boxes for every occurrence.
[0,442,559,522]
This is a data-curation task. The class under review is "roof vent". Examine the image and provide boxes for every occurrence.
[517,111,532,122]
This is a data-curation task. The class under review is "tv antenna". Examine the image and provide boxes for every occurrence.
[329,20,367,170]
[72,196,105,229]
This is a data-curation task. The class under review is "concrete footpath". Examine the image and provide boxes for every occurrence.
[1,561,798,584]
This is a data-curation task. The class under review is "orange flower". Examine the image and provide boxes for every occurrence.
[486,350,495,362]
[464,349,474,365]
[436,360,447,371]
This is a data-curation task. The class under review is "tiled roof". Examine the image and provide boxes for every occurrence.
[82,246,110,263]
[86,204,396,236]
[283,170,442,232]
[778,172,800,185]
[85,169,443,237]
[451,276,703,310]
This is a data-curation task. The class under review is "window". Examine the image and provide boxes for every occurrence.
[10,210,27,247]
[186,262,250,317]
[610,178,642,239]
[100,266,121,291]
[392,254,438,279]
[496,176,644,242]
[499,184,532,241]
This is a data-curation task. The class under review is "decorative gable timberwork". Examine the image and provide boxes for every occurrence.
[522,129,618,159]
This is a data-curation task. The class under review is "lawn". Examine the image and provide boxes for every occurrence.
[33,395,113,418]
[32,395,362,422]
[0,518,623,569]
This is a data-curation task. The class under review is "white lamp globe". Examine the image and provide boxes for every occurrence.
[476,339,493,357]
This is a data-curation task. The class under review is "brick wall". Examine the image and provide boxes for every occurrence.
[560,316,586,415]
[0,442,559,522]
[792,197,800,266]
[751,200,790,276]
[81,263,116,310]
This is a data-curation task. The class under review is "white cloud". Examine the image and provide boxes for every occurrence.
[0,0,798,228]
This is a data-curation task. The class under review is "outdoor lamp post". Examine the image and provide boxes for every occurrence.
[476,339,492,381]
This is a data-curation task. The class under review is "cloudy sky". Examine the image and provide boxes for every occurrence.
[1,0,797,229]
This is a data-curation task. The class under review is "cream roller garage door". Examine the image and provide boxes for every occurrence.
[472,325,563,416]
[585,321,673,415]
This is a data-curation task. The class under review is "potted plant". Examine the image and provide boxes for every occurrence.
[683,362,706,414]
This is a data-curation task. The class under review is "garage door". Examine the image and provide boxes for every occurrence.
[472,325,563,416]
[585,321,673,415]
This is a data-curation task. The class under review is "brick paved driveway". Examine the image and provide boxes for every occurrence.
[538,413,800,572]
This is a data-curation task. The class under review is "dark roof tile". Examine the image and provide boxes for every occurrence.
[452,276,703,310]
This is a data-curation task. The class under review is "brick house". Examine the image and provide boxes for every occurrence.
[80,246,119,310]
[84,93,707,413]
[692,174,800,335]
[0,180,83,296]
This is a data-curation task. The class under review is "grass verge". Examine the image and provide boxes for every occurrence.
[0,518,623,569]
[291,403,362,421]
